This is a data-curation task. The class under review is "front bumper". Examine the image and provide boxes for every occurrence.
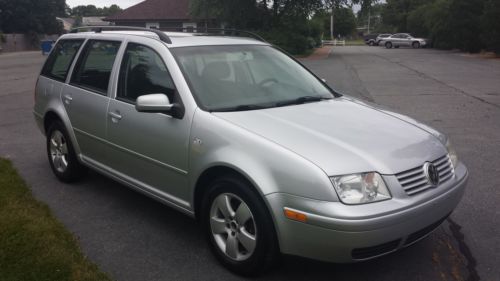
[265,163,468,263]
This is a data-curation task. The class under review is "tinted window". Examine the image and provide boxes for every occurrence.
[117,43,176,103]
[71,40,121,94]
[41,39,84,82]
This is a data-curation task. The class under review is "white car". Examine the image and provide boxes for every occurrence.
[381,33,427,49]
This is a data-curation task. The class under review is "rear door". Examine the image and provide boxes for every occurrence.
[400,34,411,46]
[63,39,122,164]
[105,40,191,206]
[37,39,85,117]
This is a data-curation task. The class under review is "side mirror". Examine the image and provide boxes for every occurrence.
[136,94,177,115]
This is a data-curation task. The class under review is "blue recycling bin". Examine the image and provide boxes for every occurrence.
[41,40,54,55]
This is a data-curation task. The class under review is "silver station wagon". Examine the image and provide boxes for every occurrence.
[34,27,468,276]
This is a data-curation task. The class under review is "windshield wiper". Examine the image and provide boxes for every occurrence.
[213,104,270,112]
[274,96,332,107]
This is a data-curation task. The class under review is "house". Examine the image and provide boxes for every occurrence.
[57,17,76,32]
[104,0,217,31]
[82,17,111,27]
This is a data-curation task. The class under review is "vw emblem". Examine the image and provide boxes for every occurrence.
[423,162,440,186]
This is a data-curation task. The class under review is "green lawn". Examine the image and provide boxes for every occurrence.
[344,39,366,46]
[0,158,112,281]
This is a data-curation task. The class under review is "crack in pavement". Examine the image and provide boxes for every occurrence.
[447,218,480,281]
[368,51,500,110]
[329,51,375,102]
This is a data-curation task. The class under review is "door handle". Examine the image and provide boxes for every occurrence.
[108,111,122,121]
[63,94,72,105]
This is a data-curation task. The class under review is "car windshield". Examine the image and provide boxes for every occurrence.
[171,45,334,112]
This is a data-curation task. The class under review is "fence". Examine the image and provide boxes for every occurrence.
[0,34,59,53]
[321,39,346,47]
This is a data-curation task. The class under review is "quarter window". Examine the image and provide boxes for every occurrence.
[117,43,176,103]
[71,40,121,95]
[41,39,84,82]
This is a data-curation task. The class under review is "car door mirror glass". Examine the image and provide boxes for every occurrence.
[135,93,174,113]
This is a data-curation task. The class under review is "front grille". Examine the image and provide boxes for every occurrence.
[404,214,449,246]
[351,239,401,260]
[395,154,454,196]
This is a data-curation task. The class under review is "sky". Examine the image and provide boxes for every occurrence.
[66,0,143,8]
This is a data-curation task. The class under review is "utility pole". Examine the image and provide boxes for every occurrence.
[367,9,371,34]
[330,7,334,40]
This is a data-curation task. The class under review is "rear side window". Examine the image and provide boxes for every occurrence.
[41,39,84,82]
[70,40,121,95]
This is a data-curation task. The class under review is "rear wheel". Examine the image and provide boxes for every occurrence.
[369,41,375,46]
[412,41,421,48]
[202,175,280,276]
[46,121,87,182]
[385,42,393,49]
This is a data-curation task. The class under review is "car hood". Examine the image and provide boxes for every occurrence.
[213,97,446,176]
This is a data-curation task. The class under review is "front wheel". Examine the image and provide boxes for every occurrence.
[202,175,280,276]
[369,41,374,46]
[385,42,393,49]
[412,41,421,48]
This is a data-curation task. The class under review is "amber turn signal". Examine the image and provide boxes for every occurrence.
[284,208,307,222]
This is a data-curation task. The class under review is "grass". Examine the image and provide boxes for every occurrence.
[344,39,366,46]
[0,158,112,281]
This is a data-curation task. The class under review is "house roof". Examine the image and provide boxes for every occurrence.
[105,0,193,21]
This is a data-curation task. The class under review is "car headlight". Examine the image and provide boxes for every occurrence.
[330,172,391,205]
[446,139,459,169]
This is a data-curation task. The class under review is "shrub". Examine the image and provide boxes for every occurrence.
[481,0,500,54]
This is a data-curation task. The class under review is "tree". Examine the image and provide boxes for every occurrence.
[0,0,65,34]
[481,0,500,54]
[447,0,484,53]
[69,4,123,17]
[382,0,433,32]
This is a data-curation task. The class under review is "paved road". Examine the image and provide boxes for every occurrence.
[1,46,499,281]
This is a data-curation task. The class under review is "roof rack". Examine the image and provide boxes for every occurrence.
[70,26,172,44]
[161,27,267,43]
[69,26,268,44]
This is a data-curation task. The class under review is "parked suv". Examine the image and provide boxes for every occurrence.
[381,33,427,48]
[363,33,379,46]
[34,27,467,276]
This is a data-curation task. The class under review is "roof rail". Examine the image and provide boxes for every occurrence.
[70,26,172,44]
[161,27,267,43]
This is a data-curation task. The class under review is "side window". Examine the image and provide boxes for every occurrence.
[117,43,176,103]
[70,40,121,95]
[41,39,84,82]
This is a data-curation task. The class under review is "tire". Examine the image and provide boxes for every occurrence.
[201,175,280,276]
[412,41,420,48]
[385,42,393,49]
[46,120,87,182]
[369,41,374,46]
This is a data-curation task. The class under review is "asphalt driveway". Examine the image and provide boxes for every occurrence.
[1,46,499,281]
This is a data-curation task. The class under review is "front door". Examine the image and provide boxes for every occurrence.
[105,42,191,206]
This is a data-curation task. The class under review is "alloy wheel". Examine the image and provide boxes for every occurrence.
[210,193,257,261]
[49,130,69,173]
